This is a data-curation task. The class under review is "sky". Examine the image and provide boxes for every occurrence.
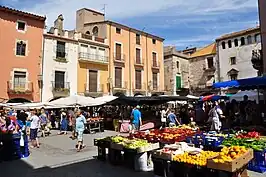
[0,0,259,50]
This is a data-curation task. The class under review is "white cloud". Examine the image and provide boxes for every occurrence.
[15,0,258,30]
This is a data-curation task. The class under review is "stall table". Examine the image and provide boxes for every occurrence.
[86,119,104,133]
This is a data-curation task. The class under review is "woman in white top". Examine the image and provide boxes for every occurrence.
[160,107,168,129]
[208,101,224,132]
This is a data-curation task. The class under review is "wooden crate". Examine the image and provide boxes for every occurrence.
[207,149,254,172]
[110,142,124,151]
[152,150,174,161]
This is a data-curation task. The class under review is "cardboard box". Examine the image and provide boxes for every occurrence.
[207,149,254,172]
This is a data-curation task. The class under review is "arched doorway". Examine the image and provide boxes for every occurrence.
[134,93,143,97]
[113,92,125,97]
[49,97,63,102]
[7,98,31,103]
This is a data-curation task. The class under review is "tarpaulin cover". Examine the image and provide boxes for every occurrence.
[213,76,266,89]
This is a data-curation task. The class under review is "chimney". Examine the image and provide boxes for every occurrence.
[54,28,58,36]
[64,30,68,38]
[54,14,64,35]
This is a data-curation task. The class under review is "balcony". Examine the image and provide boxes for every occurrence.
[84,83,104,97]
[151,61,160,72]
[51,81,70,97]
[81,33,92,40]
[53,46,68,63]
[113,53,125,66]
[7,81,33,95]
[79,52,108,64]
[134,58,144,68]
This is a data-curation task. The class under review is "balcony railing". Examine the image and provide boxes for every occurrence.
[7,81,33,94]
[114,81,128,89]
[84,83,104,93]
[81,33,92,40]
[95,37,105,43]
[133,82,146,90]
[113,53,125,62]
[51,81,70,94]
[152,61,160,68]
[79,52,108,63]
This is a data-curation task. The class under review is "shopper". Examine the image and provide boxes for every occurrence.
[58,112,68,135]
[39,109,48,137]
[29,109,40,148]
[160,107,168,129]
[207,101,224,132]
[167,109,180,127]
[75,109,87,152]
[131,105,142,132]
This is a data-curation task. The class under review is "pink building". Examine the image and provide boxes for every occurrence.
[0,6,45,102]
[258,0,266,73]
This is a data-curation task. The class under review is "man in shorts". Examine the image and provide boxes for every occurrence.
[29,109,40,148]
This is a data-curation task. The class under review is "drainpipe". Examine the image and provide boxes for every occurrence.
[146,34,149,96]
[109,22,112,95]
[129,28,132,96]
[40,32,45,102]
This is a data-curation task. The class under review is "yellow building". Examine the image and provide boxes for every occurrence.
[75,8,165,96]
[70,31,109,97]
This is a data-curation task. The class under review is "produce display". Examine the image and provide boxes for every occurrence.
[222,138,266,151]
[173,150,219,166]
[131,127,198,143]
[111,136,150,149]
[236,131,260,139]
[211,146,248,163]
[87,117,104,122]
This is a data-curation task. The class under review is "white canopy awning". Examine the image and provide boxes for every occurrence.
[49,95,96,107]
[230,90,263,103]
[91,95,118,106]
[186,95,199,100]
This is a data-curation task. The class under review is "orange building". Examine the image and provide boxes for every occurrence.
[0,6,45,102]
[76,8,165,96]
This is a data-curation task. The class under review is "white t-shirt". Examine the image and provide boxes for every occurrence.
[30,115,40,129]
[161,110,167,122]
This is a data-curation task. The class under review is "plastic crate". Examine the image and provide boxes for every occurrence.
[152,157,171,177]
[204,137,224,147]
[247,149,266,173]
[248,163,266,173]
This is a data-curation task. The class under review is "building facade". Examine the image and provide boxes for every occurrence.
[75,8,165,96]
[216,27,261,82]
[42,15,78,101]
[164,46,189,95]
[0,6,45,103]
[75,32,109,97]
[189,43,216,96]
[258,0,266,73]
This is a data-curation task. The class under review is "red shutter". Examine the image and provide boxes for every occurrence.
[136,48,141,64]
[115,67,122,88]
[135,70,142,89]
[89,70,98,92]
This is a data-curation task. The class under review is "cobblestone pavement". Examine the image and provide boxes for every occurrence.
[0,130,264,177]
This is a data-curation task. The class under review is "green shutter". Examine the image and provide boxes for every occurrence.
[176,76,181,89]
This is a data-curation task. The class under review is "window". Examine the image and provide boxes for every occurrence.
[176,61,180,73]
[115,67,122,88]
[241,37,245,45]
[136,48,141,64]
[228,40,232,48]
[92,26,99,36]
[152,72,158,90]
[230,57,236,65]
[85,31,90,35]
[17,21,26,31]
[16,41,26,56]
[152,52,157,67]
[234,39,239,47]
[135,70,142,89]
[56,41,66,58]
[89,70,98,92]
[152,39,156,44]
[247,35,252,44]
[13,71,26,90]
[222,42,226,49]
[115,43,122,60]
[207,57,214,69]
[54,71,65,88]
[230,74,238,81]
[255,34,261,43]
[136,34,141,45]
[116,28,121,34]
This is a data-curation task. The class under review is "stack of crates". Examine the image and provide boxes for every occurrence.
[248,149,266,173]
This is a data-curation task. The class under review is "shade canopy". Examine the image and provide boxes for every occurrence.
[186,95,199,100]
[49,95,95,107]
[10,102,57,109]
[213,76,266,89]
[91,96,118,106]
[229,90,263,102]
